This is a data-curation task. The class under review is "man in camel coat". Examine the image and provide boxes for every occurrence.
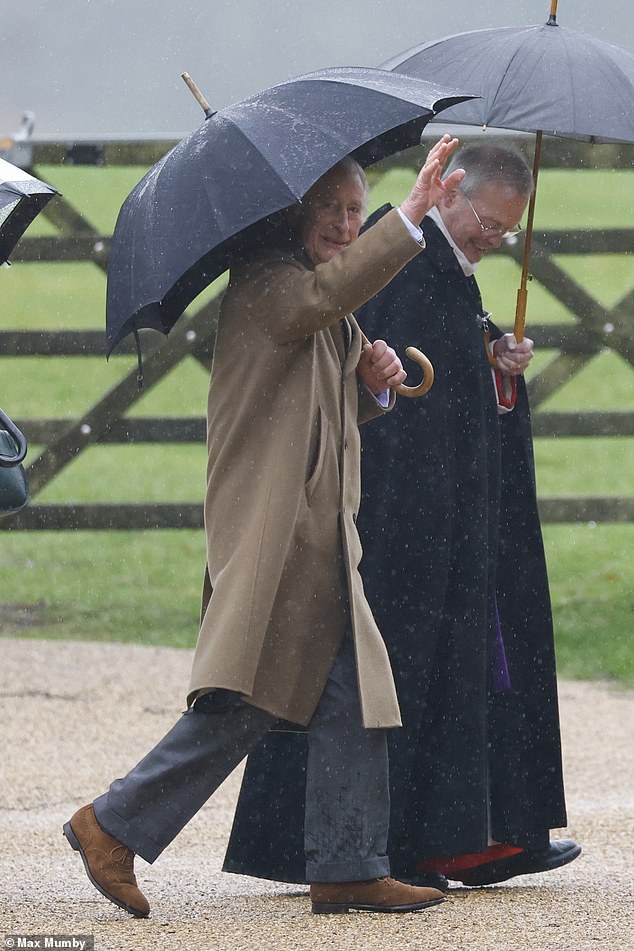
[63,136,465,917]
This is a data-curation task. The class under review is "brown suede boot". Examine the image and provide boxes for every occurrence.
[63,804,150,918]
[310,876,447,914]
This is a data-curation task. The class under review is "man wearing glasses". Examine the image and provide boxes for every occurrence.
[353,143,580,888]
[222,144,580,892]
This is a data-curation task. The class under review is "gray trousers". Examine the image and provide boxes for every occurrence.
[93,635,390,882]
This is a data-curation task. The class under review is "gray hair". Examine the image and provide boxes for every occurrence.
[444,144,534,200]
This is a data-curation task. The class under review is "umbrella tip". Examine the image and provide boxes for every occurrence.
[547,0,558,25]
[181,72,215,119]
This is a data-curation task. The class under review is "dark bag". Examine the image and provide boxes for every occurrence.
[0,407,28,517]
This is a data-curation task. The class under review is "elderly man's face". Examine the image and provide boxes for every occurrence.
[439,181,528,264]
[300,166,365,266]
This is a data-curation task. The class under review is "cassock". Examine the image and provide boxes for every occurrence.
[221,208,568,883]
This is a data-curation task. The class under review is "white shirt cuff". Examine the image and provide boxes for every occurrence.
[396,208,425,247]
[374,388,390,408]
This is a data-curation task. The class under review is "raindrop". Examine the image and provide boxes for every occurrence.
[80,424,92,436]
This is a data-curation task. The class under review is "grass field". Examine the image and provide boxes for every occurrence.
[1,157,633,685]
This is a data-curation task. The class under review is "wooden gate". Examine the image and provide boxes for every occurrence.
[1,136,632,529]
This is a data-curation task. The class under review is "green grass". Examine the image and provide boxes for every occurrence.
[33,445,208,503]
[0,531,205,647]
[527,350,634,410]
[1,163,633,686]
[534,438,634,498]
[1,525,632,686]
[0,355,210,418]
[541,524,634,684]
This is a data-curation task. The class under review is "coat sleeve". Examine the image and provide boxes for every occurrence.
[252,209,422,344]
[357,381,396,425]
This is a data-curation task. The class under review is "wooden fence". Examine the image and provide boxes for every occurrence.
[1,136,633,529]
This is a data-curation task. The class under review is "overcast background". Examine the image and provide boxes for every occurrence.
[2,0,633,140]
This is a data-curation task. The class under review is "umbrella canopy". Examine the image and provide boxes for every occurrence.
[381,3,634,341]
[0,158,57,265]
[105,66,473,355]
[382,17,634,142]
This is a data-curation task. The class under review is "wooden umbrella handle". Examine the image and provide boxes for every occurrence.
[359,332,435,398]
[395,346,435,398]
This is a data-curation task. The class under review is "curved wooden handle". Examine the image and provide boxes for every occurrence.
[395,346,434,398]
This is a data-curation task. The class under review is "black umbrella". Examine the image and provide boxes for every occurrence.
[0,157,57,265]
[105,66,473,358]
[382,0,634,341]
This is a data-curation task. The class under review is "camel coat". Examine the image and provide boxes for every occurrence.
[187,209,422,727]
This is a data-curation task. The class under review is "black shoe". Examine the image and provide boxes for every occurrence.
[396,871,449,892]
[458,839,581,887]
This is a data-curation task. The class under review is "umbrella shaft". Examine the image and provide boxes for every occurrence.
[548,0,558,25]
[514,288,527,343]
[514,131,542,342]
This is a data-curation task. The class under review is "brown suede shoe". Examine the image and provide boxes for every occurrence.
[310,876,447,914]
[63,804,150,918]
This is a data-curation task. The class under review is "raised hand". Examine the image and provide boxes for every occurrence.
[400,134,465,226]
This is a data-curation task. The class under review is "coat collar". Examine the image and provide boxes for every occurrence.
[422,217,485,315]
[426,205,478,277]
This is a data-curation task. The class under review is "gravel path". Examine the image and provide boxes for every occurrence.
[0,638,632,951]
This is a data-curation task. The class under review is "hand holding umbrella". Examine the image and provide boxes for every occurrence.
[493,333,534,376]
[358,339,408,394]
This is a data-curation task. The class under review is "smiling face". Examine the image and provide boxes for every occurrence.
[300,165,366,266]
[439,181,528,264]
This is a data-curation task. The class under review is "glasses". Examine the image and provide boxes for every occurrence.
[461,191,522,239]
